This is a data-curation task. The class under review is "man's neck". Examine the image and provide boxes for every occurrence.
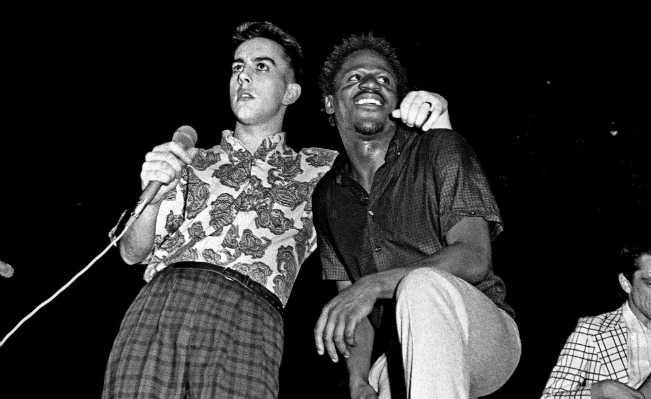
[342,127,396,192]
[627,300,650,329]
[234,119,283,154]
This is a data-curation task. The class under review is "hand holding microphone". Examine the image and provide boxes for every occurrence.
[0,126,199,349]
[133,126,198,217]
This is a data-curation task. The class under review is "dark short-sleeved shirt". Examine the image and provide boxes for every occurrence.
[313,127,514,326]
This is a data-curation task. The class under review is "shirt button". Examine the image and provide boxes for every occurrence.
[374,246,382,253]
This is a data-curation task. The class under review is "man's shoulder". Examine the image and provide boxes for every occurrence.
[298,147,339,170]
[312,163,338,192]
[311,158,342,211]
[409,128,469,153]
[575,305,624,335]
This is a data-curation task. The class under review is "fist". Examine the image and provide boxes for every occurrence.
[392,90,450,131]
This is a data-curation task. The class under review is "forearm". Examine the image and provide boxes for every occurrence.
[365,241,489,300]
[590,380,645,398]
[119,203,160,265]
[345,317,375,389]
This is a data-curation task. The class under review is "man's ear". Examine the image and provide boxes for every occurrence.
[324,95,335,114]
[282,83,301,105]
[618,273,632,295]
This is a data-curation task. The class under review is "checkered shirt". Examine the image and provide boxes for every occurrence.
[540,305,629,398]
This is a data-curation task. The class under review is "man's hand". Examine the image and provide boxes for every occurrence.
[140,141,196,205]
[591,380,645,399]
[391,90,450,131]
[314,277,379,362]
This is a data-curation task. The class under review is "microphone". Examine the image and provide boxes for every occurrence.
[0,259,14,278]
[133,125,198,218]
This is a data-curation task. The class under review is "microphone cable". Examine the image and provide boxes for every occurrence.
[0,209,139,348]
[0,125,197,348]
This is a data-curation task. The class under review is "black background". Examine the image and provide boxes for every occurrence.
[1,9,648,398]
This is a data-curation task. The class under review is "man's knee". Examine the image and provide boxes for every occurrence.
[396,268,469,335]
[396,267,461,301]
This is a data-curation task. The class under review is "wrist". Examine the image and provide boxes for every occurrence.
[349,374,370,389]
[140,201,163,216]
[359,274,384,298]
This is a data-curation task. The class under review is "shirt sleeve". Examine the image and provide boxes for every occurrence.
[138,182,185,265]
[433,131,504,240]
[313,183,350,281]
[317,229,349,281]
[540,320,597,399]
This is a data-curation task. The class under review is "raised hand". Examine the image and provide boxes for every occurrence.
[140,141,196,205]
[391,90,450,131]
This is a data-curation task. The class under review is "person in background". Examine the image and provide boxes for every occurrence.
[541,243,651,399]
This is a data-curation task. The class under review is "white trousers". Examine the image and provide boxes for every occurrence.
[368,268,521,399]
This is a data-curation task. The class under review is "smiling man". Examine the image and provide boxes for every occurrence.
[102,21,337,399]
[312,33,521,399]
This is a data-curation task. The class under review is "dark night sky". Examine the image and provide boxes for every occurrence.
[0,10,648,398]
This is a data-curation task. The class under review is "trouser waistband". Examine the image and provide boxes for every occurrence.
[170,261,284,317]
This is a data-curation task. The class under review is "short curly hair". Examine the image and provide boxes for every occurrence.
[232,21,304,84]
[318,33,408,100]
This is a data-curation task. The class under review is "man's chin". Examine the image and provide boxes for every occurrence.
[234,108,263,125]
[354,120,386,136]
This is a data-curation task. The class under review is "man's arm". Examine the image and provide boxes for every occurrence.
[314,216,490,362]
[366,215,491,299]
[315,281,378,399]
[590,380,644,399]
[119,203,161,264]
[119,141,195,264]
[331,281,379,399]
[391,90,451,131]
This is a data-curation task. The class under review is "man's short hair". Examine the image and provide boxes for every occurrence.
[318,33,409,100]
[232,21,304,83]
[618,244,651,282]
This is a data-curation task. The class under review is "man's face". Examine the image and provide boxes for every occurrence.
[625,254,651,326]
[230,37,295,126]
[325,49,399,136]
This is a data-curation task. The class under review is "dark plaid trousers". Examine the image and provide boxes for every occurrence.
[102,265,284,399]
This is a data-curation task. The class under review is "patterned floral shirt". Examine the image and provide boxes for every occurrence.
[143,130,338,306]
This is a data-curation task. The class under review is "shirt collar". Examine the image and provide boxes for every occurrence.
[220,130,291,161]
[622,301,649,334]
[386,126,412,161]
[333,126,415,185]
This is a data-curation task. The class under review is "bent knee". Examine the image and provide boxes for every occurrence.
[397,268,462,300]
